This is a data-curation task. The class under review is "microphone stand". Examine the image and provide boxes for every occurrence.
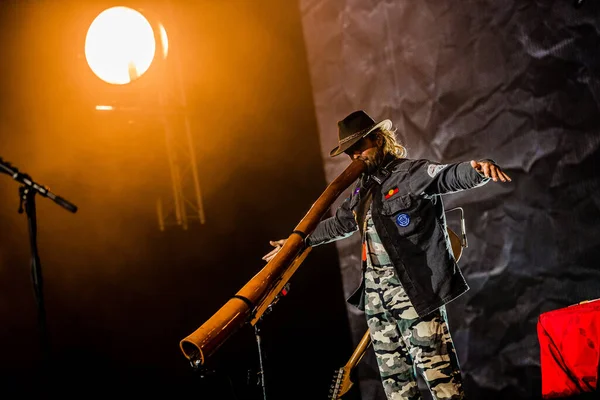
[253,323,267,400]
[0,156,78,367]
[250,282,291,400]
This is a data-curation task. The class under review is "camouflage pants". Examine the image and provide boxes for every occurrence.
[364,256,465,400]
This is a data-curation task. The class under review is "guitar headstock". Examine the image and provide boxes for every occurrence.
[329,366,353,399]
[328,329,371,398]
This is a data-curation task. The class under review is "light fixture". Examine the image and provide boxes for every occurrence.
[85,6,169,85]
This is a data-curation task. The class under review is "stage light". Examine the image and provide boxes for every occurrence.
[95,105,114,111]
[85,6,168,85]
[158,23,169,60]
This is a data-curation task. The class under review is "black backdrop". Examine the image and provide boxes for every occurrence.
[300,0,600,399]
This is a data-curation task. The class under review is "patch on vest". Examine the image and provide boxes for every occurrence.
[396,213,410,227]
[384,187,399,200]
[427,163,448,177]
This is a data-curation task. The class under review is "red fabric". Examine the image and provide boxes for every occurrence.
[537,299,600,398]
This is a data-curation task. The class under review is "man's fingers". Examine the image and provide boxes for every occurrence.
[263,250,280,262]
[490,166,512,183]
[499,170,512,182]
[490,165,499,182]
[264,240,279,260]
[263,239,286,261]
[263,248,278,258]
[473,161,512,183]
[481,162,491,179]
[494,167,507,182]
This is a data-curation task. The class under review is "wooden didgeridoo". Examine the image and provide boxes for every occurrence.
[179,159,367,366]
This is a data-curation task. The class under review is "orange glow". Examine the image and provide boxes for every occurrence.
[159,23,169,59]
[85,6,156,85]
[95,105,114,111]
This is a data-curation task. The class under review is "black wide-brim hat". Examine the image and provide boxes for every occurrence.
[330,110,392,157]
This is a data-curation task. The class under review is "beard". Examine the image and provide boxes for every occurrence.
[360,148,384,174]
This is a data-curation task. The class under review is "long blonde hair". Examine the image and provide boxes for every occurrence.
[373,126,407,159]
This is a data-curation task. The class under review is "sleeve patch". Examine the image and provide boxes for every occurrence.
[427,163,448,178]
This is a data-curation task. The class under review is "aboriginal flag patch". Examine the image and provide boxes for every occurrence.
[384,187,399,199]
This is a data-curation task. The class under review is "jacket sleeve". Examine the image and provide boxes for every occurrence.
[305,195,358,247]
[408,159,491,196]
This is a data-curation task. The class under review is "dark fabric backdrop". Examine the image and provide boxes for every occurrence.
[299,0,600,399]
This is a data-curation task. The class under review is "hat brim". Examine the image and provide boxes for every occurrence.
[329,119,392,157]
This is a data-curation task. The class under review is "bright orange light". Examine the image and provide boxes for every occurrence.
[85,6,156,85]
[158,23,169,59]
[95,105,114,111]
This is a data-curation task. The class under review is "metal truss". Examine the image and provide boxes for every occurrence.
[155,54,206,231]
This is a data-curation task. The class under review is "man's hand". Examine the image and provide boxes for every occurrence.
[262,239,287,262]
[470,160,512,182]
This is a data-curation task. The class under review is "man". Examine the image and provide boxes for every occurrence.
[262,110,511,399]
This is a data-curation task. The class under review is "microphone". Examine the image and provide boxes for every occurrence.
[0,156,78,213]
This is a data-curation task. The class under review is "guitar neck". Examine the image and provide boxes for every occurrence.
[346,330,372,370]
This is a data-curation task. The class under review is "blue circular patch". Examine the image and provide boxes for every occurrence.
[396,213,411,227]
